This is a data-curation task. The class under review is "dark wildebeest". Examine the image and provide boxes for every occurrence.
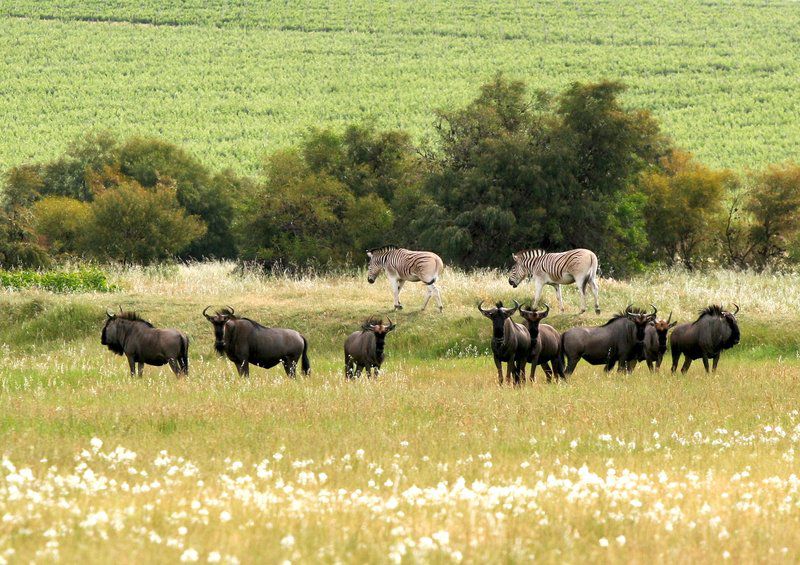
[518,303,564,382]
[101,309,189,377]
[344,317,396,379]
[203,306,310,378]
[630,312,677,372]
[670,304,740,374]
[561,305,657,375]
[478,300,531,386]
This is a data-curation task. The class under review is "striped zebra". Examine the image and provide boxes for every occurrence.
[367,246,445,311]
[508,248,600,314]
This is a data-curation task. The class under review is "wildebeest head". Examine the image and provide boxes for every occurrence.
[102,308,153,355]
[361,316,396,349]
[366,245,397,284]
[519,303,549,342]
[721,304,741,348]
[478,300,520,338]
[624,304,658,342]
[653,311,677,353]
[203,306,236,354]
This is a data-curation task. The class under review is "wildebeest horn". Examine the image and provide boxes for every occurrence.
[226,305,235,315]
[118,305,123,313]
[650,303,658,317]
[477,300,491,315]
[386,317,396,331]
[624,304,633,315]
[106,308,114,318]
[519,303,534,315]
[203,306,213,320]
[540,303,550,317]
[667,311,672,324]
[732,303,739,315]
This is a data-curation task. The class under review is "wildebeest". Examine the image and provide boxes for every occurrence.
[561,305,657,375]
[508,248,600,314]
[670,304,740,374]
[518,303,564,382]
[203,306,310,378]
[344,317,396,379]
[101,309,189,377]
[366,246,445,311]
[478,300,531,386]
[631,312,677,372]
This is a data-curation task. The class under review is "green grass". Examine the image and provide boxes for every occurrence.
[1,264,800,561]
[1,1,799,174]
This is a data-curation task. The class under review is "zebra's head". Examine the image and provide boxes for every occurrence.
[508,252,527,287]
[366,248,385,284]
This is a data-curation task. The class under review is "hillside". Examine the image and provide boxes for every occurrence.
[1,1,799,173]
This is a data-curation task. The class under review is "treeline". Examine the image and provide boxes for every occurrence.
[2,75,798,274]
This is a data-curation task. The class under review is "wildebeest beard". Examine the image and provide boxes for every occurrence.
[101,324,125,356]
[213,326,226,355]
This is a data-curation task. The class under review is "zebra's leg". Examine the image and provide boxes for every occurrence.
[390,276,403,310]
[532,279,545,309]
[590,276,601,314]
[555,284,566,313]
[432,283,444,312]
[576,278,588,314]
[421,283,433,310]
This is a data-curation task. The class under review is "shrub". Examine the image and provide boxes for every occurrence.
[31,197,92,255]
[0,268,116,292]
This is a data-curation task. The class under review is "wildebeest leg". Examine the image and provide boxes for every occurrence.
[494,357,503,386]
[237,361,250,377]
[373,367,380,379]
[680,357,692,374]
[530,361,538,383]
[355,364,363,379]
[137,362,144,377]
[701,355,710,373]
[656,354,663,371]
[712,354,720,372]
[505,363,513,386]
[542,362,553,383]
[671,350,681,373]
[345,355,354,380]
[515,359,527,386]
[646,359,654,373]
[554,284,565,313]
[621,359,636,373]
[127,355,136,377]
[604,357,616,373]
[168,359,180,376]
[590,276,601,314]
[565,355,579,377]
[283,359,297,378]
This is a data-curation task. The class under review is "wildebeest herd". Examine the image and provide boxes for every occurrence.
[101,247,742,383]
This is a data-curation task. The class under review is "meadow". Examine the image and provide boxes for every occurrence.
[2,1,800,174]
[1,263,800,562]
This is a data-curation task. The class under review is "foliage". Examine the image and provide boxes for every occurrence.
[639,151,734,269]
[421,75,663,274]
[82,179,206,264]
[31,196,92,256]
[0,267,116,292]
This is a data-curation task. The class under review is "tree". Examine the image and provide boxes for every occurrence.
[82,179,206,264]
[31,197,92,256]
[639,150,733,269]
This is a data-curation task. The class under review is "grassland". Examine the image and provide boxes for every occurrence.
[1,264,800,562]
[1,1,800,174]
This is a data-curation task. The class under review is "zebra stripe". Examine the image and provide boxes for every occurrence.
[367,246,445,311]
[509,248,600,314]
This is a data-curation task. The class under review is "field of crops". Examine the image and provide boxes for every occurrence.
[1,264,800,561]
[1,1,799,174]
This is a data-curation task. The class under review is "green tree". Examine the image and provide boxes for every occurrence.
[83,179,206,264]
[31,197,92,256]
[639,151,732,269]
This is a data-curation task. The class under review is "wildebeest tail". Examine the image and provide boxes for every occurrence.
[301,336,311,375]
[180,334,189,375]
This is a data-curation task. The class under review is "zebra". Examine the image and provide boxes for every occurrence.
[508,248,600,314]
[367,246,444,311]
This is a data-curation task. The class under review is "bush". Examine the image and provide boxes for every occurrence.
[0,268,116,292]
[32,197,92,255]
[82,179,206,264]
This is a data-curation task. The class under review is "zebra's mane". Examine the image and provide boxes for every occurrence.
[514,249,547,260]
[693,304,724,324]
[116,311,154,328]
[368,245,400,254]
